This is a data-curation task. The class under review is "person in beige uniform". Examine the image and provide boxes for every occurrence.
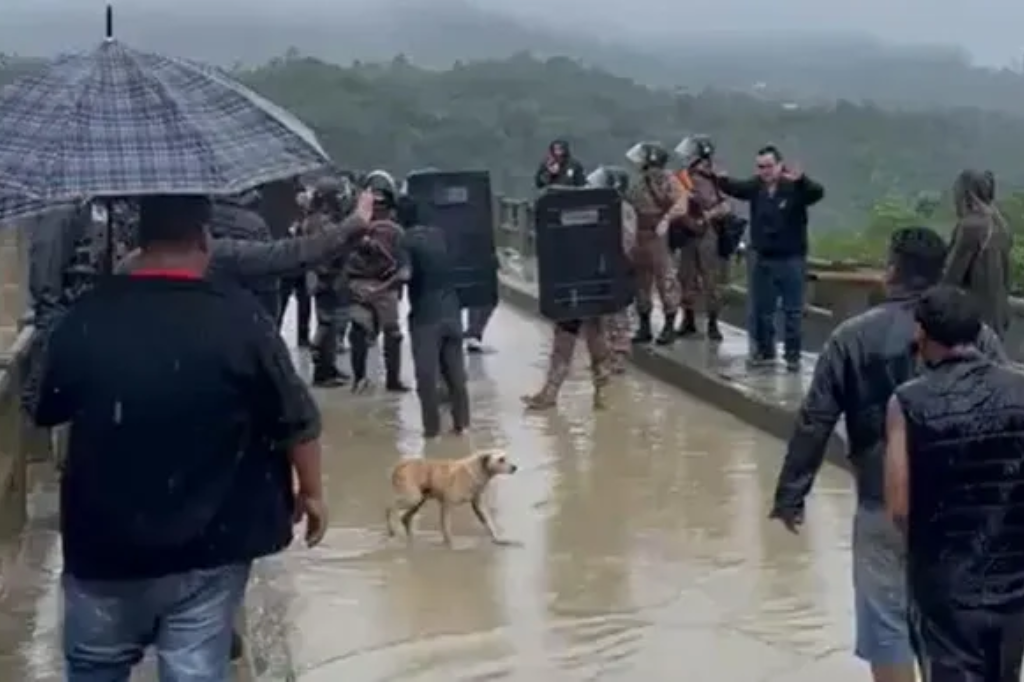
[673,135,732,341]
[623,142,687,345]
[586,166,637,373]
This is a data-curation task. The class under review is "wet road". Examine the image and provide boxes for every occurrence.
[255,303,863,681]
[0,303,862,681]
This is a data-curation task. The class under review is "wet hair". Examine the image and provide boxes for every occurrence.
[887,226,947,291]
[756,145,783,162]
[914,285,982,348]
[137,195,211,249]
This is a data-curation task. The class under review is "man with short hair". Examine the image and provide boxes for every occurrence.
[716,145,824,371]
[771,227,1006,682]
[29,194,327,682]
[887,285,1024,682]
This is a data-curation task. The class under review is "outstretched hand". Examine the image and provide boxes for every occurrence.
[354,189,375,223]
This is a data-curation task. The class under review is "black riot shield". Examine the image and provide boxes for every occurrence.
[534,187,631,321]
[404,170,498,309]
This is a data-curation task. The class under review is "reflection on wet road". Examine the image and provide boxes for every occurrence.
[258,304,862,682]
[0,303,862,681]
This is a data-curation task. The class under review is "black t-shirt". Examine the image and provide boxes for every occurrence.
[31,274,320,580]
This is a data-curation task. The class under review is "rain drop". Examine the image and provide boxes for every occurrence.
[113,400,122,424]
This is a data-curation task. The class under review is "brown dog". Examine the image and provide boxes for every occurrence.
[385,450,518,546]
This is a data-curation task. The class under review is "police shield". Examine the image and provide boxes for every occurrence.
[404,170,498,309]
[534,187,631,321]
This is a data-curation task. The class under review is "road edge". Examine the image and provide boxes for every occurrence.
[496,273,850,471]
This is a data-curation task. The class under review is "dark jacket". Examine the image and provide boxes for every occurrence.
[27,204,93,332]
[402,224,461,326]
[772,289,1007,515]
[534,157,586,189]
[943,169,1012,336]
[30,275,320,580]
[209,202,277,315]
[117,214,369,300]
[897,351,1024,612]
[716,174,824,259]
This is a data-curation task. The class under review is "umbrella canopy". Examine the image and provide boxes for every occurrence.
[0,39,331,203]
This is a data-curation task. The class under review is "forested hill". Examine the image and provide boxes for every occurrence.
[3,52,1024,228]
[6,1,1024,115]
[230,54,1024,229]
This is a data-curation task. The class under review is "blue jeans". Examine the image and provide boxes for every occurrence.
[747,254,806,361]
[852,506,915,666]
[63,562,251,682]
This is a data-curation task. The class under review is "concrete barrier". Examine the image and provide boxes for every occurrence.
[496,271,851,472]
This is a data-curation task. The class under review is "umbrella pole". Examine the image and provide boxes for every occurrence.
[103,199,114,274]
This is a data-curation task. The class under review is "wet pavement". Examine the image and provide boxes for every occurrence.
[0,302,863,682]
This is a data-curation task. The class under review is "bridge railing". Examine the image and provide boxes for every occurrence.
[492,195,1024,356]
[0,223,49,548]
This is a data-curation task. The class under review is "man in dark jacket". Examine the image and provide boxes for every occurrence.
[534,139,586,189]
[886,285,1024,682]
[395,196,469,437]
[771,227,1007,682]
[715,145,824,371]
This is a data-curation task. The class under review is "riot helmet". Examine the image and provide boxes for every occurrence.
[585,165,630,195]
[675,135,715,168]
[310,175,345,217]
[625,142,669,170]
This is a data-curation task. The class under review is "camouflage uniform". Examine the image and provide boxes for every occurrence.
[606,200,638,373]
[676,169,727,341]
[522,317,611,411]
[626,168,684,344]
[346,219,409,391]
[305,210,351,386]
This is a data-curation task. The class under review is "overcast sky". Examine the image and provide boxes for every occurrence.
[11,0,1023,66]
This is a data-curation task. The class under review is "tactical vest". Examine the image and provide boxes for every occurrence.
[896,352,1024,610]
[345,220,403,281]
[629,169,676,232]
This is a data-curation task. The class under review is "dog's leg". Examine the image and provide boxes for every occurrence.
[385,505,396,537]
[439,501,454,547]
[400,499,426,542]
[471,496,513,545]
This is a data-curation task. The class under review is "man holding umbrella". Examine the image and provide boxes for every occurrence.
[0,16,347,678]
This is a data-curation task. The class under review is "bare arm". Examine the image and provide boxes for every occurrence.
[884,395,909,524]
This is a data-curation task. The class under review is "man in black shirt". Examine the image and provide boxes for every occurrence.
[29,195,326,682]
[396,196,470,438]
[715,145,824,372]
[887,286,1024,682]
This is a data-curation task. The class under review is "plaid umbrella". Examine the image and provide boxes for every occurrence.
[0,39,331,207]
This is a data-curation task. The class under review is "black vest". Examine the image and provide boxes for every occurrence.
[896,352,1024,611]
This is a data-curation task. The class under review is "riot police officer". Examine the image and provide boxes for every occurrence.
[346,177,410,392]
[624,142,686,345]
[587,165,637,373]
[673,134,733,341]
[306,176,353,387]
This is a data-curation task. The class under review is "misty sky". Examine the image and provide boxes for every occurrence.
[9,0,1024,66]
[482,0,1023,67]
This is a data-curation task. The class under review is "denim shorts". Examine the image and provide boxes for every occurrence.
[852,505,915,666]
[62,562,251,682]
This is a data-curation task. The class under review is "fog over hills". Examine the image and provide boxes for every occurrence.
[5,0,1024,115]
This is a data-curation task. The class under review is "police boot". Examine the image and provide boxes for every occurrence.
[631,313,653,344]
[383,335,410,393]
[677,309,698,337]
[655,312,677,345]
[521,387,557,411]
[707,313,723,342]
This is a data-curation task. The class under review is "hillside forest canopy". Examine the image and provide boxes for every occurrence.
[4,51,1024,286]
